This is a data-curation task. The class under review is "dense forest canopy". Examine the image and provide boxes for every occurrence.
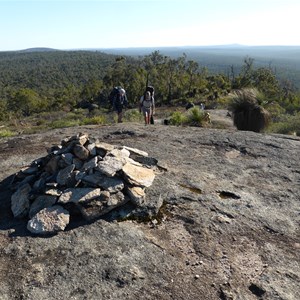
[0,48,299,122]
[0,50,116,91]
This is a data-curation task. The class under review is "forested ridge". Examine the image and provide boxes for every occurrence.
[0,49,299,134]
[0,50,116,91]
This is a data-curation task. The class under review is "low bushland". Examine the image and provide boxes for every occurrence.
[267,112,300,136]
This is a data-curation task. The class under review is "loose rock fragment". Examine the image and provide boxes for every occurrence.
[122,163,155,187]
[11,183,31,218]
[127,186,146,206]
[29,195,57,218]
[58,188,101,204]
[27,205,70,235]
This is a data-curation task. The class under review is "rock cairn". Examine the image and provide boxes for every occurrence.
[10,133,160,235]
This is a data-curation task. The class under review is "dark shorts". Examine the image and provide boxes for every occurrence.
[115,104,123,114]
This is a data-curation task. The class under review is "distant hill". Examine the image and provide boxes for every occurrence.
[18,47,61,53]
[99,45,300,89]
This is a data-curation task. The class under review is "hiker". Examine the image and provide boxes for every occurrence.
[112,87,128,123]
[139,90,155,125]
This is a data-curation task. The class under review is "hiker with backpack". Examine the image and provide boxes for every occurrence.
[109,87,128,123]
[139,86,155,125]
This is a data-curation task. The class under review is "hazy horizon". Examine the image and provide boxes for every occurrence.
[6,44,300,53]
[1,0,300,51]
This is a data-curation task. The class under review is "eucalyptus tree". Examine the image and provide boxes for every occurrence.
[139,50,166,103]
[186,60,200,96]
[80,79,104,102]
[122,63,145,107]
[163,57,179,103]
[103,56,128,89]
[143,51,165,86]
[8,88,46,117]
[252,67,280,99]
[174,54,189,98]
[52,84,80,111]
[232,56,255,89]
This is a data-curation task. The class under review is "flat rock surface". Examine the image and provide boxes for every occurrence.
[0,117,299,300]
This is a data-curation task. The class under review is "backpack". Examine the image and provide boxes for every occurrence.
[109,87,128,110]
[146,86,154,97]
[115,93,125,106]
[108,86,122,105]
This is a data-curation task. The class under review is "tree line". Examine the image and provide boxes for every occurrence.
[0,50,299,121]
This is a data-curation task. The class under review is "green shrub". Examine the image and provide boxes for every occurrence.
[0,129,15,138]
[168,107,209,127]
[186,106,206,126]
[169,111,188,125]
[81,115,107,125]
[50,119,80,129]
[217,96,231,108]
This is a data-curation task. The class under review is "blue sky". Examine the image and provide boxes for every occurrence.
[0,0,299,51]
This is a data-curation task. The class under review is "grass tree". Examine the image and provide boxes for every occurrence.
[228,88,270,132]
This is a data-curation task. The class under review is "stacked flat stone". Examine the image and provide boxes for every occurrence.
[10,133,157,235]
